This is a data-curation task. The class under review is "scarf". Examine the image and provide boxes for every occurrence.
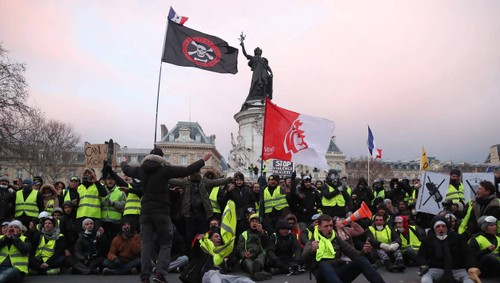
[432,235,453,282]
[42,227,60,240]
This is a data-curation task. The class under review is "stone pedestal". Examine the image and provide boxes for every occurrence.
[227,104,264,175]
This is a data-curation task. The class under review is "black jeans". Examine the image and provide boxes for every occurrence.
[318,256,385,283]
[140,214,173,280]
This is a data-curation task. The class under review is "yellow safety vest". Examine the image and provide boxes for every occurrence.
[15,190,39,217]
[458,200,474,234]
[399,226,421,251]
[123,192,141,216]
[76,184,101,219]
[263,186,288,213]
[313,226,336,261]
[369,225,392,244]
[472,235,500,259]
[209,186,221,214]
[101,187,125,221]
[372,190,385,205]
[446,183,465,204]
[35,234,63,262]
[321,185,346,207]
[45,199,55,213]
[0,235,29,273]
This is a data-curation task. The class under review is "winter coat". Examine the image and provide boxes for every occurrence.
[107,232,141,263]
[418,230,472,270]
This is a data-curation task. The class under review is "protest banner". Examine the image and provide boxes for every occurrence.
[416,171,449,215]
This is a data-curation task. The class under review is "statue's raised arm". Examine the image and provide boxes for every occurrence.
[239,32,273,107]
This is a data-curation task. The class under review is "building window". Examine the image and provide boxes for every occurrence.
[181,155,187,165]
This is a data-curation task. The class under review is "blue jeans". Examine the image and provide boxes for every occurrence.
[103,257,141,275]
[318,256,385,283]
[140,214,173,280]
[0,266,25,283]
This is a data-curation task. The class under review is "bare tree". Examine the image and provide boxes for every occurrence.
[346,157,394,186]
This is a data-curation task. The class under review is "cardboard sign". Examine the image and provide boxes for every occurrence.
[462,173,495,203]
[84,143,116,168]
[416,171,449,215]
[272,160,294,176]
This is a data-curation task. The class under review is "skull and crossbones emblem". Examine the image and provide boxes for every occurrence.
[188,41,214,62]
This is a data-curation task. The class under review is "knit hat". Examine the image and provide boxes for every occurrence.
[275,219,291,231]
[8,220,23,230]
[38,211,50,219]
[431,215,450,230]
[477,215,497,232]
[150,147,164,157]
[22,178,33,186]
[52,207,63,215]
[82,218,94,229]
[0,176,9,182]
[248,213,260,222]
[2,221,10,227]
[449,169,461,176]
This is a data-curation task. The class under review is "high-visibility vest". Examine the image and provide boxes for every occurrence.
[458,200,474,234]
[45,199,55,213]
[76,184,101,219]
[123,192,141,216]
[313,226,336,261]
[321,185,346,207]
[263,186,288,213]
[372,190,385,205]
[209,186,221,214]
[15,190,39,218]
[446,183,465,204]
[472,234,500,258]
[0,235,29,273]
[35,234,63,262]
[240,231,265,254]
[63,188,73,203]
[399,226,421,251]
[369,225,392,244]
[101,186,124,221]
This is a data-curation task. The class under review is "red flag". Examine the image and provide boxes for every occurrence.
[262,98,335,170]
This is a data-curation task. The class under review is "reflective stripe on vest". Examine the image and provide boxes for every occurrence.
[446,184,465,203]
[76,184,101,219]
[209,186,221,214]
[123,192,141,216]
[473,235,500,259]
[400,226,421,251]
[240,231,264,254]
[44,199,55,213]
[369,225,392,244]
[263,186,288,213]
[35,234,62,262]
[101,187,124,221]
[321,185,345,207]
[15,190,39,217]
[313,226,336,261]
[0,235,29,273]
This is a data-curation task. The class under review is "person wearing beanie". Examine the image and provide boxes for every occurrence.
[393,215,426,267]
[446,169,465,205]
[66,217,107,275]
[302,214,385,283]
[0,219,31,282]
[100,174,126,242]
[29,216,66,275]
[121,150,211,283]
[262,174,292,233]
[467,215,500,279]
[294,175,322,227]
[101,220,141,275]
[459,180,500,239]
[418,215,475,283]
[13,179,44,230]
[76,167,108,234]
[236,213,272,281]
[266,218,304,275]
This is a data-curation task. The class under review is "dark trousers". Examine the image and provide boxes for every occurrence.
[140,214,173,281]
[29,255,66,274]
[478,254,500,277]
[0,266,25,283]
[103,258,141,275]
[317,256,385,283]
[66,255,104,274]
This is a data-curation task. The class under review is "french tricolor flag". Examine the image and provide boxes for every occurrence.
[368,126,382,159]
[168,7,188,25]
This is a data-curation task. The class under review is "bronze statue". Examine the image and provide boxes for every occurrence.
[239,32,273,108]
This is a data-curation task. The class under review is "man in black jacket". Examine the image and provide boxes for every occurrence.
[121,147,211,283]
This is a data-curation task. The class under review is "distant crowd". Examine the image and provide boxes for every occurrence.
[1,155,499,283]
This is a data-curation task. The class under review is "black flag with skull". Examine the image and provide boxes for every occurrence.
[162,21,238,74]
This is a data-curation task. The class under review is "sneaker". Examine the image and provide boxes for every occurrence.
[131,267,139,275]
[46,268,60,275]
[101,267,113,275]
[252,271,271,281]
[152,272,167,283]
[396,260,406,272]
[298,265,306,273]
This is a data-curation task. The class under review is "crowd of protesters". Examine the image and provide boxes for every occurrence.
[1,150,499,283]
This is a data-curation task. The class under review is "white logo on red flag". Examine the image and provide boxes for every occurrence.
[284,119,308,154]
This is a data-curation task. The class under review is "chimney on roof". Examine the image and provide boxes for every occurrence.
[161,124,168,140]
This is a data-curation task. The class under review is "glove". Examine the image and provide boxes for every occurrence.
[388,243,399,252]
[467,267,481,283]
[380,243,391,251]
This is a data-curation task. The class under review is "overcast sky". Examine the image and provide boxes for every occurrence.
[1,0,499,164]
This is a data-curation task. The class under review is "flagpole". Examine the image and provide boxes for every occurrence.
[367,155,370,186]
[258,98,270,219]
[153,62,163,144]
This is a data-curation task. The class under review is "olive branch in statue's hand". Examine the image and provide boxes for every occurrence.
[238,32,246,45]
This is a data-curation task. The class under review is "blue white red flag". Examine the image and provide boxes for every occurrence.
[168,7,188,25]
[367,126,382,159]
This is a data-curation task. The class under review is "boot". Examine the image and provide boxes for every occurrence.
[395,259,406,272]
[386,261,398,273]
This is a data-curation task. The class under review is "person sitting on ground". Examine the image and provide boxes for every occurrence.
[366,213,405,272]
[285,214,308,249]
[28,216,66,275]
[302,214,385,283]
[467,215,500,280]
[418,215,475,283]
[333,216,365,251]
[179,227,255,283]
[66,218,107,275]
[0,220,31,282]
[236,213,272,281]
[266,219,304,275]
[393,215,425,267]
[168,224,189,273]
[102,220,141,275]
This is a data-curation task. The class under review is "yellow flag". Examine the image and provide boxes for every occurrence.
[420,146,429,173]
